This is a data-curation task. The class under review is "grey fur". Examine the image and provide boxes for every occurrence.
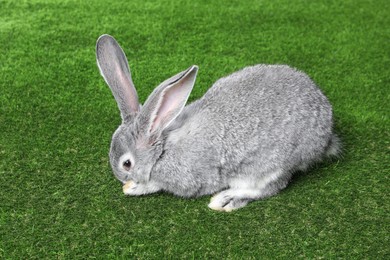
[96,34,341,211]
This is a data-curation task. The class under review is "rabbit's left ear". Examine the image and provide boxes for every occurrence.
[139,65,198,137]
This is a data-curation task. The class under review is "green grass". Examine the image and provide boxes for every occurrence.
[1,0,389,258]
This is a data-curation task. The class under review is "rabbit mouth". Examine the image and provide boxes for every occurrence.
[118,173,132,184]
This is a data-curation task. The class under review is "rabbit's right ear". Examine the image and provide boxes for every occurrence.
[138,65,198,140]
[96,34,140,121]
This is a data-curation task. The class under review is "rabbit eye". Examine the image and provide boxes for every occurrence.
[123,160,131,171]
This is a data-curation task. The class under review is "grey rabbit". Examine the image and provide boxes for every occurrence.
[96,34,341,212]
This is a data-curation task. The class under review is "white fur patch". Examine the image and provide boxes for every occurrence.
[229,169,284,190]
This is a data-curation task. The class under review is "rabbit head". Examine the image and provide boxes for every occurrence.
[96,34,198,184]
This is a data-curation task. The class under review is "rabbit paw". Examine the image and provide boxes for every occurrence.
[208,190,249,212]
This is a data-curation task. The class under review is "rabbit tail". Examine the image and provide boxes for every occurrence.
[325,134,342,158]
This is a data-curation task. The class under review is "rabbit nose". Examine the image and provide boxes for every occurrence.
[121,176,129,183]
[122,174,133,183]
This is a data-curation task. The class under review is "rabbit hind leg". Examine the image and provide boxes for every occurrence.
[208,169,289,212]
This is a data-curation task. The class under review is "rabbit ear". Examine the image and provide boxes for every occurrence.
[139,65,198,137]
[96,34,140,121]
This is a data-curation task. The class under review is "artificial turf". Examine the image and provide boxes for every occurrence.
[0,0,389,258]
